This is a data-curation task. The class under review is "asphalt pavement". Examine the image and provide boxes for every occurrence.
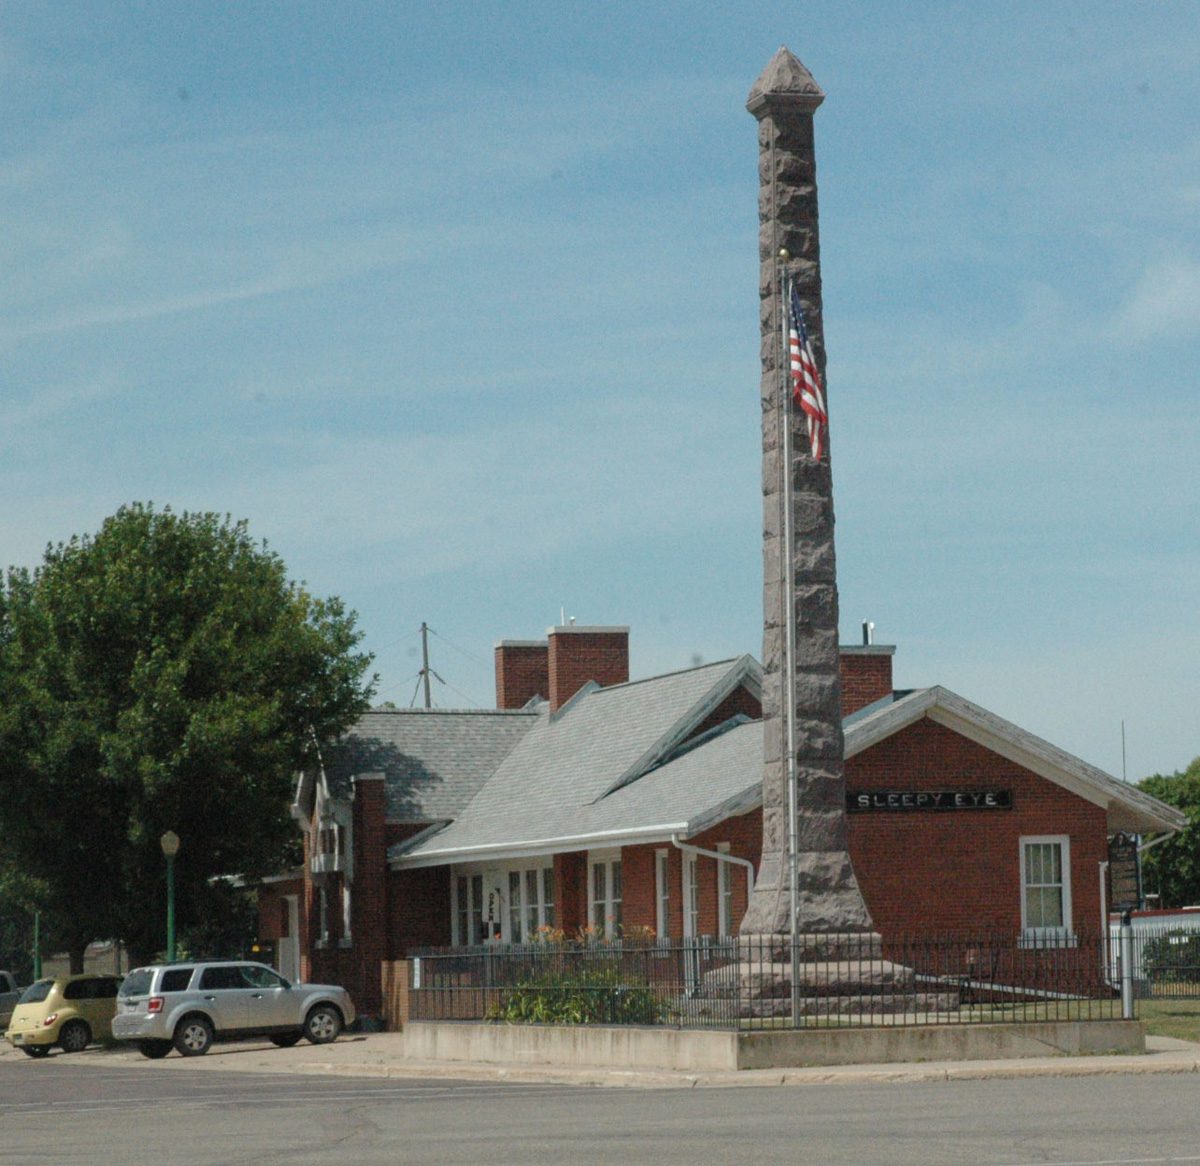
[5,1028,1200,1088]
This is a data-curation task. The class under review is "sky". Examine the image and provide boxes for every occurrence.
[2,2,1197,783]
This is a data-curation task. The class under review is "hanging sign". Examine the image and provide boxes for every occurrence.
[1108,832,1143,913]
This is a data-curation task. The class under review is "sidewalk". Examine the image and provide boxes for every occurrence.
[7,1031,1200,1088]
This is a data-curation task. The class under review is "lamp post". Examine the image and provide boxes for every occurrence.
[160,831,180,962]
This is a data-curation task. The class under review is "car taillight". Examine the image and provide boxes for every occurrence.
[148,997,163,1013]
[42,1013,59,1027]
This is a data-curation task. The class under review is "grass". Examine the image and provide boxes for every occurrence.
[1137,998,1200,1043]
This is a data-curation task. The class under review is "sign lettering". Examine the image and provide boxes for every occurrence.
[846,789,1013,813]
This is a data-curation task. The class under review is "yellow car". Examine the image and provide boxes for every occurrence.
[5,974,121,1057]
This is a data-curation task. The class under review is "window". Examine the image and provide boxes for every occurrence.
[1020,836,1073,945]
[455,865,553,944]
[589,856,622,936]
[682,852,699,939]
[454,874,487,945]
[655,850,670,939]
[717,843,733,938]
[161,968,193,993]
[199,966,245,991]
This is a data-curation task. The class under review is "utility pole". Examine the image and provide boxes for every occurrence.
[420,622,432,709]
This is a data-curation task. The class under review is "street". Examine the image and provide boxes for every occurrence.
[2,1055,1198,1165]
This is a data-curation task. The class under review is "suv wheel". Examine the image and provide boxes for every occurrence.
[269,1033,302,1048]
[173,1016,214,1057]
[303,1004,342,1045]
[58,1021,91,1054]
[138,1040,172,1059]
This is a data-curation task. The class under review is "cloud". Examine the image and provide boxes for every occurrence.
[1114,256,1200,342]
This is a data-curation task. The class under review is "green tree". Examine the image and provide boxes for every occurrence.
[0,504,374,970]
[1138,757,1200,909]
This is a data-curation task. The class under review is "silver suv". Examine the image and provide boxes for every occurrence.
[113,961,355,1058]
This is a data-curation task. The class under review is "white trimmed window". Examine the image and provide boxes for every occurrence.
[717,843,733,938]
[655,850,670,939]
[1020,836,1073,945]
[682,852,699,939]
[455,865,553,945]
[453,873,487,945]
[589,853,622,936]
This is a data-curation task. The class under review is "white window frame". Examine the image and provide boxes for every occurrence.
[717,843,733,938]
[588,850,622,937]
[655,849,670,940]
[453,861,554,945]
[682,851,699,940]
[1020,835,1074,947]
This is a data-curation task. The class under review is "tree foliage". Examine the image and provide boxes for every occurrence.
[0,504,374,969]
[1138,757,1200,909]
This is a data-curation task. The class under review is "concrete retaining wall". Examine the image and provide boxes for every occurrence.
[403,1019,1144,1071]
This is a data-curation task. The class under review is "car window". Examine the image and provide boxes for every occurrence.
[160,968,193,993]
[94,978,120,999]
[199,966,246,991]
[119,970,153,997]
[241,966,284,990]
[64,979,95,1000]
[19,980,53,1004]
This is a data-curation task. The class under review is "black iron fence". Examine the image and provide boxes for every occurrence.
[408,929,1129,1030]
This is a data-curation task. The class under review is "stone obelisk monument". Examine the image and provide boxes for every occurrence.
[739,47,875,939]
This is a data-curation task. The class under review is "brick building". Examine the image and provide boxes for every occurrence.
[259,626,1183,1024]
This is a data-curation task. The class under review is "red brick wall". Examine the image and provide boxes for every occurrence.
[350,776,388,1015]
[840,650,894,716]
[845,718,1107,937]
[548,628,629,711]
[494,642,549,709]
[555,852,587,932]
[386,867,451,953]
[618,811,762,939]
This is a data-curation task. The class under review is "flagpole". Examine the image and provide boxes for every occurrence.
[779,252,801,1027]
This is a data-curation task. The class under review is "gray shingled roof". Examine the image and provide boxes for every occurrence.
[391,679,1185,865]
[322,708,536,823]
[395,657,759,863]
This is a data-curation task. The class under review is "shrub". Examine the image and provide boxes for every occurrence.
[1142,931,1200,983]
[487,963,664,1025]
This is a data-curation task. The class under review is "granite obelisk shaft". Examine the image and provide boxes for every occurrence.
[740,47,874,936]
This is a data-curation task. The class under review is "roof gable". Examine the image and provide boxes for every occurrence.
[845,687,1186,834]
[394,657,762,865]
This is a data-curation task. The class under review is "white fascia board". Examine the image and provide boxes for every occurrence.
[602,655,763,799]
[390,821,691,870]
[844,689,937,758]
[684,784,764,839]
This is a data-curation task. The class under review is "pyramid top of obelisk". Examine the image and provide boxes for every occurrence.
[746,46,825,116]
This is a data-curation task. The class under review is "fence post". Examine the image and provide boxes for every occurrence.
[1120,911,1135,1020]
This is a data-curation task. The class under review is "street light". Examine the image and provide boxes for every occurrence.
[160,831,180,962]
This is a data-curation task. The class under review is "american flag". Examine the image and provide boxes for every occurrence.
[787,281,827,461]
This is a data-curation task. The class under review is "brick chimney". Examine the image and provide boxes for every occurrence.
[838,645,895,716]
[494,640,550,710]
[547,626,629,711]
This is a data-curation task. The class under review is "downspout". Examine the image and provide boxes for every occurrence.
[670,834,756,903]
